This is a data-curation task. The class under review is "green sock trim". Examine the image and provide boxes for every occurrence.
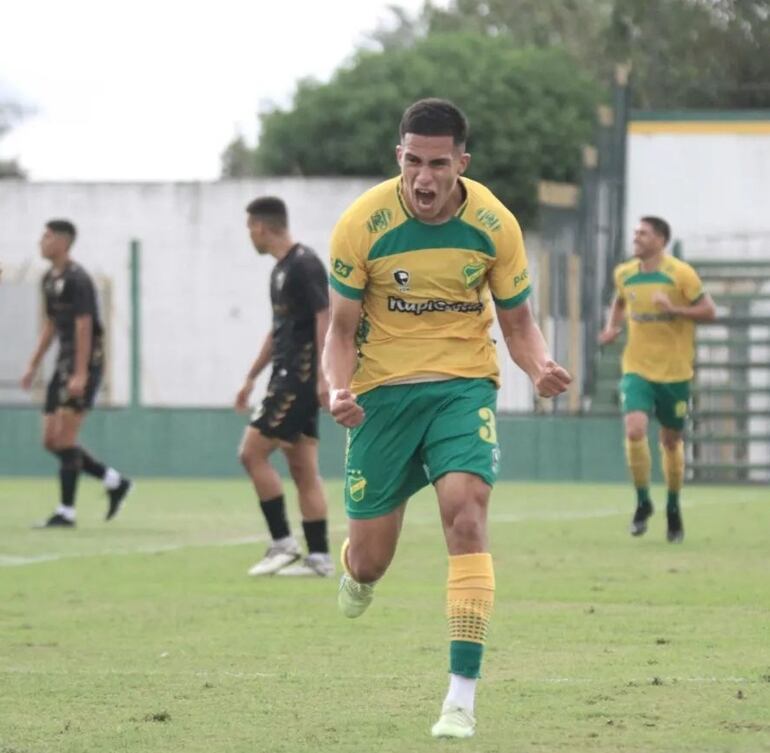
[666,490,680,513]
[449,640,484,679]
[636,487,650,507]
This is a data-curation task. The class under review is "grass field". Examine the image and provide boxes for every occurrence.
[1,477,769,753]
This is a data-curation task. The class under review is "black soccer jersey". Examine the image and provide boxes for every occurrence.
[269,244,328,379]
[42,261,104,367]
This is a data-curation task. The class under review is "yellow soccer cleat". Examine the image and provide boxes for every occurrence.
[431,705,476,739]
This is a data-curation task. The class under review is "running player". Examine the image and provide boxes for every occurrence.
[599,216,716,542]
[324,99,571,738]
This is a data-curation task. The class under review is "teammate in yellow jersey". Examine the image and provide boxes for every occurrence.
[324,98,571,739]
[599,217,716,542]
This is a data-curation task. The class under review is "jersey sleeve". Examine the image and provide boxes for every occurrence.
[489,212,531,309]
[679,263,705,304]
[70,272,96,317]
[296,253,329,314]
[329,216,367,300]
[613,265,625,303]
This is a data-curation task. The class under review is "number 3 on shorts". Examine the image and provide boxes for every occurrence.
[478,407,497,445]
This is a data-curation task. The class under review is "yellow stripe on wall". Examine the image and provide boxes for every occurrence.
[629,121,770,135]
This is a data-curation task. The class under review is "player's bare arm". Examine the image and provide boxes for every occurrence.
[315,307,331,411]
[323,290,365,428]
[21,318,56,390]
[68,314,92,398]
[652,291,717,321]
[598,294,626,344]
[235,333,273,412]
[496,301,572,398]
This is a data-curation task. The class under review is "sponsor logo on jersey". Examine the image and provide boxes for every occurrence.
[463,262,486,289]
[367,208,392,234]
[393,269,410,291]
[333,258,353,278]
[476,207,501,232]
[513,268,529,288]
[388,296,484,316]
[630,312,676,323]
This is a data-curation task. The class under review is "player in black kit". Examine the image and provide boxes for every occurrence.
[21,220,131,527]
[235,197,333,577]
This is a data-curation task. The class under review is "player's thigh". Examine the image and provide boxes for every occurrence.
[654,380,690,432]
[421,378,500,489]
[620,373,655,417]
[238,424,279,464]
[345,385,430,520]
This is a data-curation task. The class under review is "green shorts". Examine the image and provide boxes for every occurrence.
[344,378,499,519]
[619,373,690,430]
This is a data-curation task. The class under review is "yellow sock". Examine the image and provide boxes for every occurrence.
[447,553,495,678]
[660,441,685,493]
[625,437,651,490]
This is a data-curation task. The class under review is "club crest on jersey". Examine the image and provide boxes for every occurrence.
[367,208,392,234]
[54,278,66,296]
[463,262,485,289]
[393,269,410,292]
[274,270,286,290]
[347,471,367,503]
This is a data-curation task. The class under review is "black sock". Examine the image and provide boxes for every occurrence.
[259,495,291,541]
[79,446,107,479]
[56,447,82,509]
[302,519,329,554]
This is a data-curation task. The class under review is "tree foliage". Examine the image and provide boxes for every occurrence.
[0,98,27,179]
[407,0,770,108]
[248,34,599,223]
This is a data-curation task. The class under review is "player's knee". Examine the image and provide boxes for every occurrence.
[43,434,61,453]
[288,460,319,490]
[346,548,388,583]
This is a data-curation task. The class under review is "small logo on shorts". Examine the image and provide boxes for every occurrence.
[347,471,367,503]
[393,269,410,292]
[675,400,688,418]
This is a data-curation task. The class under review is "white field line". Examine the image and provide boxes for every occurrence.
[0,666,757,686]
[0,494,763,568]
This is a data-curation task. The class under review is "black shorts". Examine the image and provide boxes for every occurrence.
[250,378,319,442]
[44,363,102,414]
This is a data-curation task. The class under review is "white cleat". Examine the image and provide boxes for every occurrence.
[276,553,335,577]
[247,539,301,576]
[337,573,374,618]
[431,705,476,739]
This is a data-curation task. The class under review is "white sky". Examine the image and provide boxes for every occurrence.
[1,0,443,181]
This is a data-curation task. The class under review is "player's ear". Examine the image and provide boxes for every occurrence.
[458,152,471,174]
[395,144,404,166]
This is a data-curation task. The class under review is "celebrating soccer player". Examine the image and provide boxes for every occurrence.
[324,99,571,738]
[235,197,333,577]
[599,217,716,542]
[21,220,132,527]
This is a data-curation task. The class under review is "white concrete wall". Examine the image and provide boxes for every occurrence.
[626,124,770,258]
[0,179,536,411]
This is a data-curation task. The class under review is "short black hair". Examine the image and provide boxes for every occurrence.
[399,98,469,147]
[46,219,77,242]
[246,196,288,230]
[640,216,671,245]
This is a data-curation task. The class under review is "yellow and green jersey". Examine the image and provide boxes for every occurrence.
[613,256,705,382]
[330,176,531,395]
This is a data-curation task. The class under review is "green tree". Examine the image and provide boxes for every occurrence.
[0,98,27,178]
[417,0,770,108]
[220,134,257,178]
[252,33,599,223]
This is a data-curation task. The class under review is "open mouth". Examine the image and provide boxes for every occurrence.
[414,187,436,211]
